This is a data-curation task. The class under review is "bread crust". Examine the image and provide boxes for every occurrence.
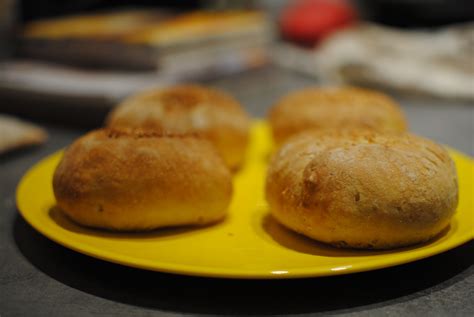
[53,128,232,231]
[265,130,458,249]
[107,84,250,169]
[269,87,407,145]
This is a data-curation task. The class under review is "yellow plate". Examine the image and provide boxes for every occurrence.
[16,121,474,279]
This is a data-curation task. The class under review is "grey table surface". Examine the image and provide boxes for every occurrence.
[1,67,473,317]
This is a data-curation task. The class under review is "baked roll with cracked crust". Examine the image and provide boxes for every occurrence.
[53,128,232,231]
[265,130,458,249]
[269,87,407,146]
[107,84,251,170]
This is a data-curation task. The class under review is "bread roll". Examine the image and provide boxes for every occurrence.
[269,86,407,145]
[266,130,458,249]
[53,128,232,231]
[106,84,251,169]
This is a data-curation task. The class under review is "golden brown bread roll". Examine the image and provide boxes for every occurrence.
[106,84,251,170]
[53,128,232,231]
[266,130,458,249]
[269,86,407,145]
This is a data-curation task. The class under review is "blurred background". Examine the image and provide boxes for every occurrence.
[0,0,473,154]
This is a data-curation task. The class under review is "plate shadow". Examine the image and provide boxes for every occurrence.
[13,213,473,315]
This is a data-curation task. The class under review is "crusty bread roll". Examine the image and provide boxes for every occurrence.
[269,86,407,145]
[106,84,251,170]
[53,128,232,231]
[266,130,458,249]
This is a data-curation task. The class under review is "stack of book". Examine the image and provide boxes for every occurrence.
[0,9,272,125]
[18,9,272,74]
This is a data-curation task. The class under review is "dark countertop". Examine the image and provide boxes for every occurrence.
[1,67,473,316]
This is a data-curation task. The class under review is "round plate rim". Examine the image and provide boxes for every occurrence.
[16,132,474,279]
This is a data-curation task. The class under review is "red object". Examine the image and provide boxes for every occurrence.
[280,0,357,45]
